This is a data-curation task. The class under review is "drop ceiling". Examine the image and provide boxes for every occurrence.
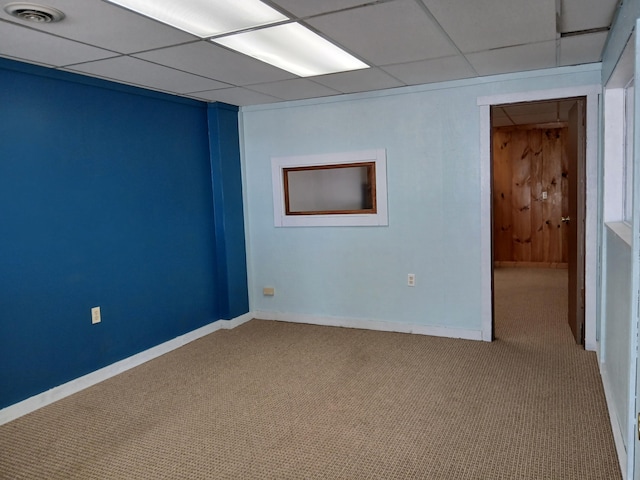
[493,99,581,127]
[0,0,620,107]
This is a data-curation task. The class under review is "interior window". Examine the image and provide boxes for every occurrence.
[283,162,376,215]
[271,149,388,227]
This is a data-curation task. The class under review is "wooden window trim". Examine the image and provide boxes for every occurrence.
[283,162,377,216]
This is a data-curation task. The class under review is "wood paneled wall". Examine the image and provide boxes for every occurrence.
[493,126,569,266]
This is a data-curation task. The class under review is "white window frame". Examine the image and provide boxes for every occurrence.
[271,149,388,227]
[624,78,634,224]
[604,33,635,226]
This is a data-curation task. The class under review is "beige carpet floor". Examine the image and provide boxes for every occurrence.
[0,268,621,479]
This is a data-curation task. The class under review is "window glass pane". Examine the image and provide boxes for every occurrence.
[284,163,375,215]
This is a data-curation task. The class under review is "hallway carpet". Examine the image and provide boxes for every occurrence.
[0,268,621,479]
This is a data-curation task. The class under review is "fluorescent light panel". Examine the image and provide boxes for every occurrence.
[107,0,287,37]
[213,23,369,77]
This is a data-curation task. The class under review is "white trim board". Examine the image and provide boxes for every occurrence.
[270,149,388,227]
[0,313,253,426]
[599,361,628,479]
[478,84,601,350]
[254,311,483,341]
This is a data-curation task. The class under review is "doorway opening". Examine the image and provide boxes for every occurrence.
[478,85,598,348]
[490,97,586,345]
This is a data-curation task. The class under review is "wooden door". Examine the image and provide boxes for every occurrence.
[566,100,586,344]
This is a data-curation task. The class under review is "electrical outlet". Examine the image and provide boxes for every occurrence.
[263,287,275,296]
[407,274,416,287]
[91,306,101,324]
[542,191,548,200]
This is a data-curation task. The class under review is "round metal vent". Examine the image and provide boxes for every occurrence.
[4,3,65,23]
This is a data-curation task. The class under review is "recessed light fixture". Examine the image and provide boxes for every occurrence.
[4,2,65,23]
[213,23,369,77]
[104,0,369,77]
[106,0,287,38]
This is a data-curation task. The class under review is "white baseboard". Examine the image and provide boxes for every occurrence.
[599,360,627,480]
[253,311,483,341]
[0,313,253,426]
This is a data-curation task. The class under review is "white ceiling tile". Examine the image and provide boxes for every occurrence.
[0,0,196,53]
[560,0,619,32]
[269,0,370,18]
[249,79,341,101]
[502,102,557,117]
[495,99,579,125]
[0,0,611,106]
[493,117,514,127]
[559,31,608,66]
[307,0,457,65]
[607,32,634,88]
[506,112,562,124]
[195,87,281,105]
[559,100,578,114]
[312,68,404,93]
[502,108,557,125]
[382,56,476,86]
[0,21,117,66]
[134,42,296,86]
[66,56,228,94]
[422,0,557,53]
[492,109,512,126]
[466,41,557,76]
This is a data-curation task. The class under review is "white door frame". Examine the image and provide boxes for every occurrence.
[477,85,601,349]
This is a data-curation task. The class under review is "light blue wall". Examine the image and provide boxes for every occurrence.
[241,65,601,333]
[599,3,640,474]
[602,226,633,448]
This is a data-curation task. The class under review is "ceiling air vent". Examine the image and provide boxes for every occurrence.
[4,3,65,23]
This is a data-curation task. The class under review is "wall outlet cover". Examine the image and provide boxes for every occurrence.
[91,306,101,324]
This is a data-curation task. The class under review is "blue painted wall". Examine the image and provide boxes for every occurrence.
[208,103,250,319]
[0,59,248,408]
